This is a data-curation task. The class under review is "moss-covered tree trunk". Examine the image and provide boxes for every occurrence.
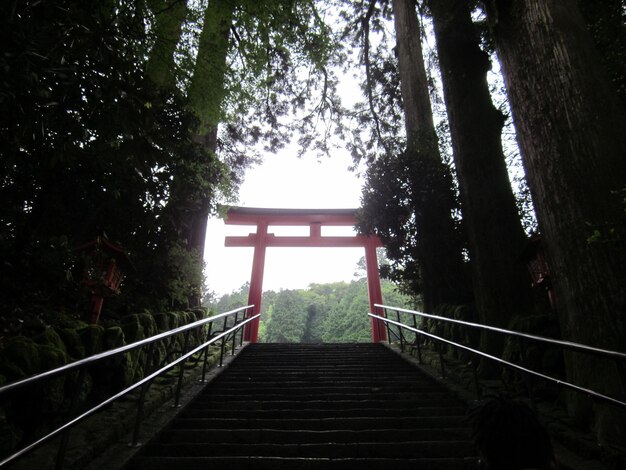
[485,0,626,444]
[390,0,470,311]
[184,1,234,305]
[429,0,535,365]
[145,0,188,89]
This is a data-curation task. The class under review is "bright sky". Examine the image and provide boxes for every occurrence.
[203,144,367,296]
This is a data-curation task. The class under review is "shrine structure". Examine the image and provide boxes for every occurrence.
[224,207,387,343]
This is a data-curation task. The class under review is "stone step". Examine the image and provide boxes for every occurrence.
[125,343,479,469]
[212,378,431,386]
[171,416,466,431]
[217,369,417,378]
[128,456,479,470]
[179,405,467,420]
[204,381,441,395]
[158,427,472,445]
[190,391,455,402]
[209,383,439,392]
[144,440,476,458]
[187,398,458,411]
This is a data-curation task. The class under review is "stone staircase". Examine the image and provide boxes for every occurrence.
[125,343,479,469]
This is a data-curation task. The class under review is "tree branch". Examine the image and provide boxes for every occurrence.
[362,0,391,158]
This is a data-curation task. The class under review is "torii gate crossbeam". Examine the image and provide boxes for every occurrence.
[224,207,387,343]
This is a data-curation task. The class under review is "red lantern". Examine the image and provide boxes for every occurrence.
[76,235,131,324]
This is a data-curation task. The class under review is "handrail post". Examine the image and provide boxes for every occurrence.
[471,359,481,399]
[412,314,423,363]
[230,311,239,356]
[200,322,213,383]
[518,337,536,409]
[384,308,392,345]
[173,329,191,408]
[396,310,405,352]
[415,333,423,364]
[239,308,248,347]
[130,342,156,447]
[200,323,214,383]
[54,368,86,470]
[438,344,446,378]
[218,315,228,367]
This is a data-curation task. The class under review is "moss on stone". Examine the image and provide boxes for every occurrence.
[104,327,125,351]
[166,312,179,329]
[0,361,25,382]
[137,313,157,338]
[0,336,40,378]
[34,327,67,354]
[180,311,192,325]
[50,312,88,330]
[36,343,67,371]
[191,307,208,321]
[79,324,105,356]
[153,313,169,332]
[121,315,144,344]
[36,344,68,412]
[59,327,86,359]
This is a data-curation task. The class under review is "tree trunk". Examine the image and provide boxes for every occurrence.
[182,1,234,306]
[429,0,535,364]
[485,0,626,444]
[577,0,626,107]
[145,0,188,89]
[391,0,470,311]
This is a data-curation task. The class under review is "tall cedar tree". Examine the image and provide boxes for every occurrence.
[390,0,470,311]
[145,0,233,307]
[484,0,626,444]
[146,1,339,306]
[428,0,534,362]
[185,1,235,306]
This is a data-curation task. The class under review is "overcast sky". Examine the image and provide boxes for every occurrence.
[203,144,367,297]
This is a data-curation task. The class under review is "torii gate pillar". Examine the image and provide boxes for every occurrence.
[364,237,386,343]
[245,220,267,343]
[224,207,387,343]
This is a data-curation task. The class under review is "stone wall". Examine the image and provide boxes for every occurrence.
[0,308,211,458]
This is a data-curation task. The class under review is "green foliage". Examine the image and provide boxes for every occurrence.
[0,0,238,325]
[211,282,251,313]
[214,278,416,343]
[358,143,466,300]
[264,289,309,343]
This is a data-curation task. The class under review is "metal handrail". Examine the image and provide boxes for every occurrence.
[0,305,257,468]
[368,305,626,410]
[375,304,626,361]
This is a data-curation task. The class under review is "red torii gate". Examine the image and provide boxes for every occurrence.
[224,207,387,343]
